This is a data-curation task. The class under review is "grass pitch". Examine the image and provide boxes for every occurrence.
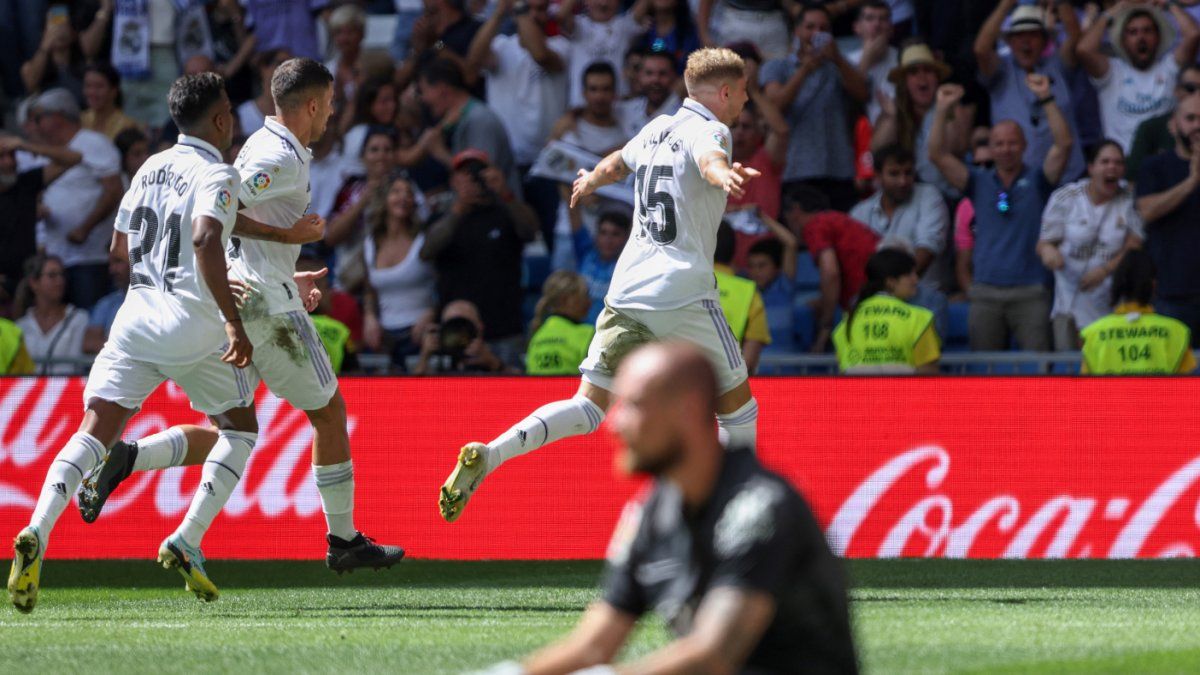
[2,559,1199,673]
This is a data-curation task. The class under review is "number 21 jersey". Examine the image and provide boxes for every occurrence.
[608,99,733,311]
[108,135,240,365]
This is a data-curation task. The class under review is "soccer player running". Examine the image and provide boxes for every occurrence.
[484,343,858,673]
[9,73,263,612]
[79,58,405,573]
[439,48,762,522]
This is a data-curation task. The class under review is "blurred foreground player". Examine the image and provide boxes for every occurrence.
[482,342,858,674]
[439,48,762,522]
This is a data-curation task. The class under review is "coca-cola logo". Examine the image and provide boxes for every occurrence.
[828,446,1200,559]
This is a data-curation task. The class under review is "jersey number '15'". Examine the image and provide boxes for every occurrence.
[127,206,183,294]
[635,165,677,245]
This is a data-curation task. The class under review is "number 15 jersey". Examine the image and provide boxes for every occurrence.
[608,98,733,311]
[108,135,240,365]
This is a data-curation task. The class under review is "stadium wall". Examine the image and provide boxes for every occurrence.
[1,377,1198,560]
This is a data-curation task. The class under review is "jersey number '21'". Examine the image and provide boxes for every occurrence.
[635,165,677,245]
[128,206,183,294]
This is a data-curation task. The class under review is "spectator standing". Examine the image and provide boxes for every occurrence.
[338,77,400,176]
[746,229,799,355]
[872,43,969,200]
[80,64,140,141]
[417,58,521,195]
[466,0,570,248]
[0,0,50,100]
[849,144,948,289]
[847,0,897,124]
[326,4,368,109]
[833,248,940,374]
[1081,249,1196,374]
[1128,65,1200,182]
[237,48,290,136]
[14,254,88,375]
[240,0,328,61]
[525,270,595,375]
[639,0,700,70]
[420,150,539,366]
[21,4,87,104]
[557,0,646,107]
[113,0,215,128]
[207,0,257,103]
[616,49,682,138]
[0,132,81,301]
[952,132,993,297]
[929,77,1073,352]
[715,222,772,373]
[1078,2,1200,154]
[696,0,790,60]
[31,88,123,310]
[784,185,881,353]
[82,247,129,354]
[1038,140,1144,351]
[326,128,398,292]
[570,210,631,322]
[394,0,482,90]
[361,176,437,370]
[975,1,1085,183]
[761,4,869,211]
[1134,95,1200,344]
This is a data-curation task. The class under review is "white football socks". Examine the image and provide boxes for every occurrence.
[174,430,256,548]
[485,395,605,473]
[717,397,759,451]
[28,432,106,550]
[313,460,356,541]
[132,426,188,471]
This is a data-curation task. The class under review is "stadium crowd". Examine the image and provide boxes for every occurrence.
[1,0,1199,375]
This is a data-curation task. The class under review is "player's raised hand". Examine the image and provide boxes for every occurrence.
[570,168,596,209]
[722,162,762,199]
[290,214,326,244]
[222,319,253,368]
[294,267,327,312]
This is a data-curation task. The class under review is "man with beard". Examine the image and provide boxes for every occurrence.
[0,134,82,301]
[615,49,682,139]
[975,0,1086,182]
[1078,1,1200,154]
[1134,95,1200,345]
[479,342,858,675]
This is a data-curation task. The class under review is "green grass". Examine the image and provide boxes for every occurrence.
[3,560,1200,673]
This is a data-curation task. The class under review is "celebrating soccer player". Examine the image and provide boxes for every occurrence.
[438,48,762,522]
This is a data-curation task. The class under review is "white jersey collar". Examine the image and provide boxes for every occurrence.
[175,134,223,163]
[681,98,718,122]
[263,116,313,164]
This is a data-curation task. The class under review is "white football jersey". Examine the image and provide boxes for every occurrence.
[607,99,732,311]
[228,116,312,318]
[107,135,240,365]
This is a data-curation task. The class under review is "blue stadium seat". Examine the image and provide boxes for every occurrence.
[945,301,970,352]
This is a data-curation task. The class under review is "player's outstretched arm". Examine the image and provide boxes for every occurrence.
[517,602,637,675]
[615,587,776,674]
[194,216,252,368]
[233,213,326,244]
[698,152,762,199]
[570,149,633,209]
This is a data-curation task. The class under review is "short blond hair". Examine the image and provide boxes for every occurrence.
[684,48,746,93]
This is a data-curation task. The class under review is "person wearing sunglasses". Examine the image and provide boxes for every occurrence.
[1127,64,1200,182]
[929,74,1072,352]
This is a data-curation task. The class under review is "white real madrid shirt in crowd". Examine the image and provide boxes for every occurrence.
[566,12,645,108]
[847,44,897,124]
[1040,178,1145,330]
[41,128,122,267]
[1091,56,1178,153]
[485,32,571,166]
[616,91,683,140]
[229,116,311,318]
[608,98,731,311]
[107,135,241,365]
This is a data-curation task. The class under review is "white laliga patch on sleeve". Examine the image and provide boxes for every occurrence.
[714,480,780,558]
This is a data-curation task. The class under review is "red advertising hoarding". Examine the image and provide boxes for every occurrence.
[1,377,1198,560]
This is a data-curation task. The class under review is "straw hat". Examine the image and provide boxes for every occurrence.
[1004,5,1048,35]
[1108,5,1175,64]
[887,44,952,85]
